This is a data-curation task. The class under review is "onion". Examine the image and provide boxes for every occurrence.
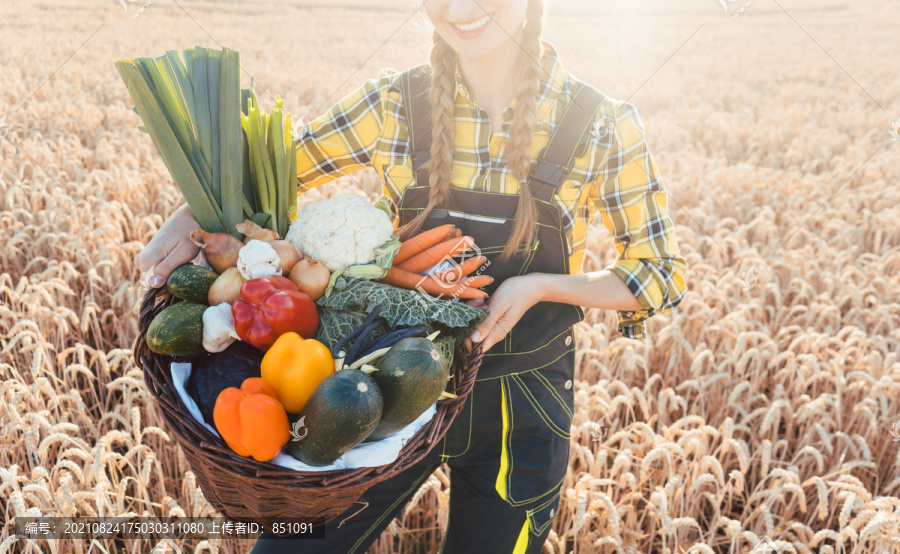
[289,258,330,300]
[190,230,242,273]
[207,267,245,305]
[235,219,279,243]
[271,240,300,274]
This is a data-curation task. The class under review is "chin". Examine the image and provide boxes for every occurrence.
[426,0,529,63]
[449,38,508,61]
[439,24,511,61]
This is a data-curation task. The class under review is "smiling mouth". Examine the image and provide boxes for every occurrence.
[452,14,492,32]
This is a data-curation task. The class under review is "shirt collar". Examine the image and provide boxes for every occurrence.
[454,41,569,123]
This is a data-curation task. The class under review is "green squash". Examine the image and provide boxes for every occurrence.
[364,337,449,442]
[166,264,219,304]
[146,302,207,357]
[284,369,383,466]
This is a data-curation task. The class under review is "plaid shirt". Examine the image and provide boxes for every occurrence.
[295,43,686,340]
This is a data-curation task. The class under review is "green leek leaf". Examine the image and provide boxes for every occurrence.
[115,60,224,232]
[218,47,243,238]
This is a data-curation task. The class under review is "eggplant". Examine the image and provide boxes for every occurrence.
[185,341,263,424]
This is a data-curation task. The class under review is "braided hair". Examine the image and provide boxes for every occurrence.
[400,0,546,262]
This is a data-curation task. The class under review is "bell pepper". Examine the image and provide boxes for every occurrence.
[213,377,290,462]
[261,332,334,413]
[231,275,319,351]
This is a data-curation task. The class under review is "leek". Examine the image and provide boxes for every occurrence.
[115,59,225,233]
[240,87,297,236]
[218,48,242,238]
[115,46,299,239]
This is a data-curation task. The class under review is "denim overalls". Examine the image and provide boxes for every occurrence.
[251,66,604,554]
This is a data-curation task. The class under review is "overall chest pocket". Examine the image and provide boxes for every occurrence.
[397,187,541,296]
[495,347,575,507]
[429,209,536,258]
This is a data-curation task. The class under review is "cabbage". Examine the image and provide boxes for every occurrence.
[315,277,487,350]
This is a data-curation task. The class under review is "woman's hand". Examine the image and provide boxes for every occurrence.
[134,204,201,287]
[465,269,647,353]
[468,274,546,352]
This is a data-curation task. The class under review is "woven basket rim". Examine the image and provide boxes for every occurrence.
[134,286,483,488]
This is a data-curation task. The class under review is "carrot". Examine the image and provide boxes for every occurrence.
[431,256,488,282]
[450,274,493,289]
[382,266,488,299]
[396,236,475,274]
[457,288,489,300]
[393,224,457,264]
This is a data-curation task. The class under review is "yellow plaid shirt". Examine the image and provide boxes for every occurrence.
[295,42,686,340]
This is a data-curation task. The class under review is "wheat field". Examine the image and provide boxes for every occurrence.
[1,0,899,552]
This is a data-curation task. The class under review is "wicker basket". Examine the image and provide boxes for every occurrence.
[133,286,483,530]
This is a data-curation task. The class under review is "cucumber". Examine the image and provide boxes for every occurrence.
[166,264,219,304]
[363,337,449,442]
[284,369,383,466]
[146,302,207,356]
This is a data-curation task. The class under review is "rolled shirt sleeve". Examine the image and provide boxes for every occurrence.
[294,70,397,193]
[590,101,687,340]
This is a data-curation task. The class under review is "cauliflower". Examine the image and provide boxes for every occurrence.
[285,193,394,271]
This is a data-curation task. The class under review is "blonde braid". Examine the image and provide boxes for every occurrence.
[400,0,546,259]
[500,0,545,261]
[398,31,458,242]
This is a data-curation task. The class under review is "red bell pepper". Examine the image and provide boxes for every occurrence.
[231,275,319,351]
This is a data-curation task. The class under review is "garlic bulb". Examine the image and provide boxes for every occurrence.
[202,302,240,353]
[237,239,282,280]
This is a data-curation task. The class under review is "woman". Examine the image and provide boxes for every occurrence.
[135,0,687,551]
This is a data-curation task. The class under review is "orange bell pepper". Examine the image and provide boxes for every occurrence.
[260,332,334,413]
[213,377,290,462]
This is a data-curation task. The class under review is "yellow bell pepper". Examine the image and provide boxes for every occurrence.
[261,332,334,413]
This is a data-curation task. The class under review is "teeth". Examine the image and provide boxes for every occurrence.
[454,15,491,32]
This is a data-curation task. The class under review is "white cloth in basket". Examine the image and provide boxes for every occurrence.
[171,362,437,471]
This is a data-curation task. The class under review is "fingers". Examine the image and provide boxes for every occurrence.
[480,316,511,352]
[462,337,473,355]
[464,297,487,310]
[133,248,156,275]
[470,309,499,344]
[148,239,200,287]
[134,248,166,288]
[470,306,513,352]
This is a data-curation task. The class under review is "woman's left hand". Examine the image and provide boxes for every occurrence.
[469,274,545,352]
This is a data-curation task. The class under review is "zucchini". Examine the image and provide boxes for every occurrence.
[364,337,449,442]
[284,369,383,466]
[146,302,207,356]
[166,264,219,303]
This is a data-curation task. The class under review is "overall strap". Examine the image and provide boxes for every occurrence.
[527,82,606,203]
[399,64,434,182]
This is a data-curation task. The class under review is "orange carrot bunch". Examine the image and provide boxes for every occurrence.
[382,224,492,299]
